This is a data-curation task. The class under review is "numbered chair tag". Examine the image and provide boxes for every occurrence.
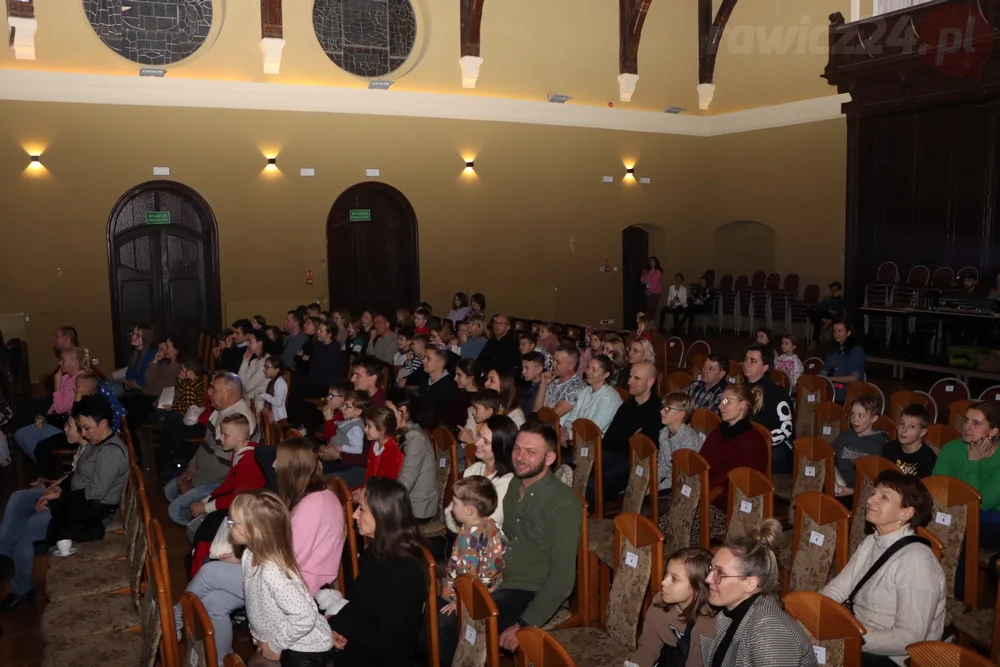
[439,457,448,468]
[994,393,1000,401]
[680,484,692,498]
[635,465,645,477]
[464,624,477,645]
[740,500,753,514]
[624,662,640,667]
[189,648,199,667]
[804,465,817,478]
[729,377,737,384]
[807,394,817,403]
[822,426,832,435]
[809,531,825,547]
[936,511,952,526]
[579,447,589,458]
[945,385,955,393]
[813,646,827,665]
[624,551,640,568]
[696,375,703,381]
[669,341,676,347]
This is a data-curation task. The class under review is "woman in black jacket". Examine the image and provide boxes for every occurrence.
[328,476,430,667]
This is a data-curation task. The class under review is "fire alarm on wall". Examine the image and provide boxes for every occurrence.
[306,270,314,285]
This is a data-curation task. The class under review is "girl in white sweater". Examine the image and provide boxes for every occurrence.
[229,490,333,666]
[820,470,945,666]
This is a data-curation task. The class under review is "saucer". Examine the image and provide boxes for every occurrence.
[50,547,78,557]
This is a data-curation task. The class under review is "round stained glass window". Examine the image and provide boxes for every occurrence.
[83,0,213,66]
[313,0,418,78]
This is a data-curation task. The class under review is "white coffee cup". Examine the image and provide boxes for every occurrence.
[56,539,72,555]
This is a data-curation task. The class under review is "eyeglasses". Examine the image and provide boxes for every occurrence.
[707,566,745,581]
[225,518,242,527]
[661,405,684,413]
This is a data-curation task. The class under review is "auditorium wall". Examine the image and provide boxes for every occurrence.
[0,100,845,376]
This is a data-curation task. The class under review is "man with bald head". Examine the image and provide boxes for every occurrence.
[594,361,664,501]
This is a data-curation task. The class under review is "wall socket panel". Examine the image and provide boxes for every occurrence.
[601,176,614,183]
[599,319,615,325]
[639,176,651,184]
[300,168,315,177]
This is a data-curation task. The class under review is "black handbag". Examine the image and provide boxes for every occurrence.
[843,535,929,614]
[46,488,114,545]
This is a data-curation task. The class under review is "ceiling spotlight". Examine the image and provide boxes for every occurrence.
[547,94,572,104]
[369,80,394,90]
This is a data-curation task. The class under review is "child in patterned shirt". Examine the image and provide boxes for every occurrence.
[172,358,206,415]
[440,475,508,614]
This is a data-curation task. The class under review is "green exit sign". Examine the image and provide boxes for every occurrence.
[145,211,170,225]
[349,209,371,222]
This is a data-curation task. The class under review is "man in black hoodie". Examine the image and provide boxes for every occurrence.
[742,343,795,474]
[477,314,520,375]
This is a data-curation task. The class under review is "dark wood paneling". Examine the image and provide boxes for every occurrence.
[622,225,649,328]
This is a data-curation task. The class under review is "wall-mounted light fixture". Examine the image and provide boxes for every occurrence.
[465,160,475,169]
[267,157,277,166]
[29,155,41,169]
[625,167,634,175]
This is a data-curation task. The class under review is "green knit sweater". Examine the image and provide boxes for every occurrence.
[932,439,1000,512]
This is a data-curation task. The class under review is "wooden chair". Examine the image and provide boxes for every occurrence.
[453,573,500,667]
[665,337,684,370]
[917,390,939,423]
[728,359,744,384]
[917,526,945,563]
[515,627,578,667]
[685,340,711,369]
[954,561,1000,664]
[422,427,460,539]
[876,415,897,442]
[570,419,602,518]
[328,477,359,589]
[796,374,834,438]
[688,354,708,377]
[771,369,791,392]
[929,377,972,423]
[665,370,693,394]
[803,357,825,375]
[690,408,721,438]
[907,641,994,667]
[889,389,935,424]
[751,421,773,479]
[614,386,629,402]
[464,441,477,467]
[223,656,246,667]
[849,456,901,554]
[420,547,441,667]
[844,380,885,414]
[925,424,960,453]
[949,399,975,431]
[813,401,847,445]
[284,427,303,439]
[725,467,774,540]
[180,592,219,667]
[979,384,1000,402]
[783,491,851,593]
[537,407,560,463]
[922,475,982,625]
[778,436,837,508]
[543,491,590,631]
[552,513,664,664]
[259,408,274,445]
[783,591,866,667]
[662,449,711,553]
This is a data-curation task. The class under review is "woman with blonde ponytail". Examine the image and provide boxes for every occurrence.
[701,519,817,666]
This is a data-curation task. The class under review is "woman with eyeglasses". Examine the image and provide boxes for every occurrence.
[328,476,430,667]
[175,438,345,665]
[701,519,817,666]
[697,384,769,539]
[820,470,944,667]
[445,415,516,533]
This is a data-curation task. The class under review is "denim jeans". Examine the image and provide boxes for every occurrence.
[174,560,244,665]
[164,478,220,526]
[0,486,51,594]
[14,422,62,461]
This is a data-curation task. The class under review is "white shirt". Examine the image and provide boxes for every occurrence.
[259,376,288,421]
[562,383,623,434]
[445,461,513,533]
[241,549,334,655]
[667,284,688,308]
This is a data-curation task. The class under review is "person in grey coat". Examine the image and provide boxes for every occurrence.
[701,518,818,667]
[368,314,399,366]
[386,386,438,520]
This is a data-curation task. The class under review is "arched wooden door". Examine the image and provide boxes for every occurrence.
[107,181,221,366]
[326,182,419,316]
[622,225,649,328]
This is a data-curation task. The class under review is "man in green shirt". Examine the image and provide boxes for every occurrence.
[434,421,582,664]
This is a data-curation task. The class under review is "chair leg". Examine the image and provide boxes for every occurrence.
[587,552,600,626]
[598,562,611,625]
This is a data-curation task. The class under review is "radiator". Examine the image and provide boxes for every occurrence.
[0,312,28,341]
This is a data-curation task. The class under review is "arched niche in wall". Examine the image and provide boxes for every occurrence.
[713,220,777,277]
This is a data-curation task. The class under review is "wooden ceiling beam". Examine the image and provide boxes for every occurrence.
[618,0,652,101]
[459,0,486,88]
[259,0,284,75]
[7,0,36,60]
[697,0,738,109]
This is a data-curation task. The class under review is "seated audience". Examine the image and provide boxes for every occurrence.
[754,327,774,349]
[400,333,429,387]
[630,547,715,667]
[317,390,370,488]
[281,310,309,370]
[478,314,520,374]
[177,437,344,662]
[447,414,517,532]
[700,383,768,536]
[460,313,488,360]
[359,310,375,336]
[702,520,818,666]
[686,275,714,328]
[659,273,689,333]
[446,292,471,324]
[14,346,88,461]
[165,373,254,527]
[349,356,387,407]
[443,358,482,431]
[328,477,430,667]
[412,307,431,336]
[533,345,586,422]
[484,369,526,427]
[386,387,438,521]
[250,314,266,331]
[297,319,342,399]
[458,389,501,444]
[774,333,804,389]
[821,471,945,666]
[113,323,158,396]
[821,321,866,403]
[236,329,269,401]
[257,357,288,422]
[331,309,350,349]
[686,353,729,412]
[0,395,129,611]
[627,338,657,369]
[434,421,581,663]
[518,332,552,372]
[809,282,845,347]
[345,319,367,357]
[560,353,622,439]
[519,351,546,412]
[537,322,560,355]
[602,334,629,388]
[657,392,704,494]
[742,344,795,474]
[634,314,657,343]
[598,361,662,501]
[420,347,458,426]
[469,292,487,319]
[357,406,404,490]
[262,325,284,357]
[577,330,603,380]
[219,319,250,374]
[368,313,397,365]
[121,334,182,432]
[933,401,1000,559]
[393,325,414,377]
[882,403,936,479]
[439,476,507,614]
[833,395,888,503]
[228,491,335,665]
[32,372,107,479]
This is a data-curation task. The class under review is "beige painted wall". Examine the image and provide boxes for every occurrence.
[0,101,845,379]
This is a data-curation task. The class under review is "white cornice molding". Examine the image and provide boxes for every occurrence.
[0,69,849,137]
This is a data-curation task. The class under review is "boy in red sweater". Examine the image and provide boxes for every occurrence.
[352,406,403,500]
[189,413,265,529]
